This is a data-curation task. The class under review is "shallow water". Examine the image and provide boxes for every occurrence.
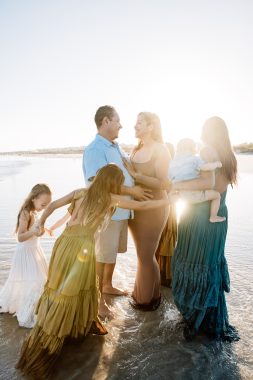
[0,154,252,380]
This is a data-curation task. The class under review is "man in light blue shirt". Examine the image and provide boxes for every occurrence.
[83,105,151,318]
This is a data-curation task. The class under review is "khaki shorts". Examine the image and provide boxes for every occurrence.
[95,220,128,264]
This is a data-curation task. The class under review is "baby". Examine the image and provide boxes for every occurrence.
[169,138,225,223]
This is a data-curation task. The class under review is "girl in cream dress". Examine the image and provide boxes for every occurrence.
[0,184,51,328]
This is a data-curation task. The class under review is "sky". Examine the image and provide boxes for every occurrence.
[0,0,252,151]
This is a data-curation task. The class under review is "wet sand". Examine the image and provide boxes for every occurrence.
[0,280,243,380]
[0,155,252,379]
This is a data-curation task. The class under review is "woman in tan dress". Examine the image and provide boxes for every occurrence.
[124,112,171,310]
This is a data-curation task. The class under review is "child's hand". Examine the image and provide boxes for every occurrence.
[36,224,45,237]
[45,228,54,237]
[30,223,40,235]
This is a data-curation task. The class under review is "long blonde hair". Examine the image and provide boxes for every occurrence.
[201,116,237,185]
[133,112,164,153]
[16,184,52,232]
[77,164,124,231]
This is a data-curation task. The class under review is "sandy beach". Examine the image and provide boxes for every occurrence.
[0,154,252,380]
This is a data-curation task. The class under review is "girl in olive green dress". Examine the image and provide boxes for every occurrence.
[17,164,170,378]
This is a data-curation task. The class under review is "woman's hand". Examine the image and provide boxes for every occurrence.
[130,185,153,200]
[122,158,136,179]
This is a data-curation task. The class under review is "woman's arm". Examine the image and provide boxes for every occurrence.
[111,194,170,211]
[17,211,38,242]
[123,146,171,190]
[173,170,215,191]
[200,161,222,171]
[134,173,165,190]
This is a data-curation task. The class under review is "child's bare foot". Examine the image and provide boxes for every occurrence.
[209,216,226,223]
[102,285,128,296]
[88,320,108,335]
[98,300,114,320]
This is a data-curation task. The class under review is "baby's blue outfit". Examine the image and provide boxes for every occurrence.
[169,154,204,183]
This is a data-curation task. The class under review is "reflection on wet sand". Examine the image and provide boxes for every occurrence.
[0,256,242,380]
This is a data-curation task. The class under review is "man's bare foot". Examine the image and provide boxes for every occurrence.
[98,300,114,320]
[102,285,128,296]
[209,216,226,223]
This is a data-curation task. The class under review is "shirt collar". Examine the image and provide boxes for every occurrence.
[95,134,118,147]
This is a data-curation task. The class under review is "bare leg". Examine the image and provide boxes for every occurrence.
[96,261,105,293]
[129,204,168,306]
[102,263,128,296]
[96,261,114,319]
[204,190,226,223]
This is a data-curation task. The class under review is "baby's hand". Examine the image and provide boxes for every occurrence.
[216,161,222,168]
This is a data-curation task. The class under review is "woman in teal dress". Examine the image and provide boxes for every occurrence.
[172,116,239,341]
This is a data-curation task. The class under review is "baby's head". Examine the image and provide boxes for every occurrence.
[176,138,196,156]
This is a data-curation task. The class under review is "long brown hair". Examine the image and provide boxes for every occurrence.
[201,116,237,185]
[77,164,124,231]
[16,184,52,232]
[133,112,164,154]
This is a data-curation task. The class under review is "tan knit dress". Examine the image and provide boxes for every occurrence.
[129,156,169,309]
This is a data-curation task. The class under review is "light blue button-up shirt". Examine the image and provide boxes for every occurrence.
[83,134,134,220]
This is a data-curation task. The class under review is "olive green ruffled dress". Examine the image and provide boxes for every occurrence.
[17,190,107,378]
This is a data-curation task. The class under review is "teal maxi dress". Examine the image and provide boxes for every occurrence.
[172,191,239,341]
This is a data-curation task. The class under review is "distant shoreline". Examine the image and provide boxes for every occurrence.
[0,144,134,156]
[0,147,84,156]
[234,143,253,154]
[0,144,252,156]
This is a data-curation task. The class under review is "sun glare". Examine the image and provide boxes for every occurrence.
[176,200,187,222]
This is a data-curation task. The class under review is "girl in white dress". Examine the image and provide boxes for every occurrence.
[0,184,51,328]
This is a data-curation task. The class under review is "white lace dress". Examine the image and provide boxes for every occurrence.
[0,216,48,328]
